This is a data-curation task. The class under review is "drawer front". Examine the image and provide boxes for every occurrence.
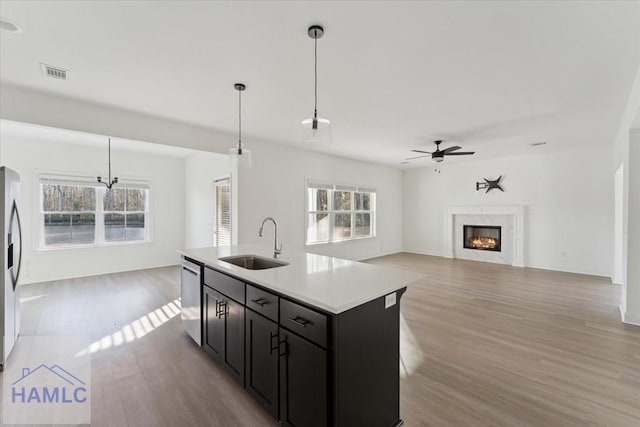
[280,299,327,348]
[182,257,202,273]
[246,284,279,322]
[204,267,245,304]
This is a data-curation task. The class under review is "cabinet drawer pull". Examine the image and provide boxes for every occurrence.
[251,297,269,307]
[182,265,200,276]
[289,316,313,328]
[270,332,278,355]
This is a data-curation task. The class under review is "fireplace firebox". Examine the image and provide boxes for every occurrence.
[463,225,501,252]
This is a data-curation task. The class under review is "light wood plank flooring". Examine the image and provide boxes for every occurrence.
[3,253,639,426]
[368,253,640,427]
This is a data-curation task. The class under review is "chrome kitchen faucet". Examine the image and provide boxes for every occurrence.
[258,217,282,258]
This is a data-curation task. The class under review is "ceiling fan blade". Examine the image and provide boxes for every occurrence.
[441,146,462,153]
[444,151,475,156]
[405,154,432,160]
[410,149,432,154]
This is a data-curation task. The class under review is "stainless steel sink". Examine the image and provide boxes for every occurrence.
[219,254,289,270]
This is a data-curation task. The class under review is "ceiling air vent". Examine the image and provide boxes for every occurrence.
[40,63,67,80]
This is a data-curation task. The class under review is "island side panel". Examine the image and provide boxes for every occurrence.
[332,287,406,427]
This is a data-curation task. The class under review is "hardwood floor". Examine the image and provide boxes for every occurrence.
[3,254,640,426]
[367,253,640,427]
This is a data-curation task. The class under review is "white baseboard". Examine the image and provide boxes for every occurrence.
[402,249,444,258]
[622,310,640,326]
[378,249,611,278]
[356,249,403,262]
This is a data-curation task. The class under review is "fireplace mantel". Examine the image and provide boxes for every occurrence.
[445,205,525,267]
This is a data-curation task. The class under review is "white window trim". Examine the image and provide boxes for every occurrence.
[304,178,377,246]
[37,174,152,251]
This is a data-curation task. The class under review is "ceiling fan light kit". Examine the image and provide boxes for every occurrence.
[301,25,332,145]
[229,82,252,168]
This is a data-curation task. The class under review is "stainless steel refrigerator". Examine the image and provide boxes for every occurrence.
[0,166,22,370]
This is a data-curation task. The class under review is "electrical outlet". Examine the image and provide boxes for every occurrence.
[560,251,566,258]
[385,292,396,309]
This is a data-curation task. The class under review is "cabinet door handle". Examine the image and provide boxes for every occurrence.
[251,297,268,307]
[278,336,288,357]
[270,332,278,355]
[217,301,227,319]
[214,299,220,317]
[289,316,312,328]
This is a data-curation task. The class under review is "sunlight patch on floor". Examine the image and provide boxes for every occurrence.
[75,298,181,357]
[400,313,424,379]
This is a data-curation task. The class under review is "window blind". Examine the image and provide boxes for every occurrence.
[215,178,231,247]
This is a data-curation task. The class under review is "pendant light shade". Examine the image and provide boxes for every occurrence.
[229,83,252,168]
[228,145,252,168]
[301,25,332,145]
[229,147,251,168]
[301,117,332,145]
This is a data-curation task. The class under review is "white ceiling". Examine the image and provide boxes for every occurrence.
[1,1,639,168]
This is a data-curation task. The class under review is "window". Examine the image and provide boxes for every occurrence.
[306,181,376,245]
[214,178,231,247]
[103,188,147,242]
[42,184,96,246]
[41,178,149,248]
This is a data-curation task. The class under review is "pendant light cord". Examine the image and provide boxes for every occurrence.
[314,32,318,119]
[108,138,112,182]
[238,88,242,153]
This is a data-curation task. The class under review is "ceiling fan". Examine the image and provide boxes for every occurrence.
[406,140,475,163]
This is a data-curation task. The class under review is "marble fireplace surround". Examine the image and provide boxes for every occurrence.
[445,206,525,267]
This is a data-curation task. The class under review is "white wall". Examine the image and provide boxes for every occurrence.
[625,129,640,324]
[236,141,403,261]
[184,152,233,248]
[403,146,614,277]
[611,63,640,324]
[613,164,625,285]
[1,135,185,284]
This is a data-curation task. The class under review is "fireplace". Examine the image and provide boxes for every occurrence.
[463,225,501,252]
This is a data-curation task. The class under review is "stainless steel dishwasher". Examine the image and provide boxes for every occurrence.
[181,257,202,345]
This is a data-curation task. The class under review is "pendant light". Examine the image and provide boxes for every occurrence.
[229,83,252,168]
[301,25,331,145]
[97,137,118,189]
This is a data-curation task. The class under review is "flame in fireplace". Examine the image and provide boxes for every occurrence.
[470,236,497,249]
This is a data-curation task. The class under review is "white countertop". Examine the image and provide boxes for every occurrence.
[178,245,425,314]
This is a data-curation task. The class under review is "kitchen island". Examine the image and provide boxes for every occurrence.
[178,245,424,427]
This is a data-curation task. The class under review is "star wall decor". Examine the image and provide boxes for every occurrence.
[476,175,504,193]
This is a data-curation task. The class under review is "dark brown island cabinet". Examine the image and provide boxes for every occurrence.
[184,257,407,427]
